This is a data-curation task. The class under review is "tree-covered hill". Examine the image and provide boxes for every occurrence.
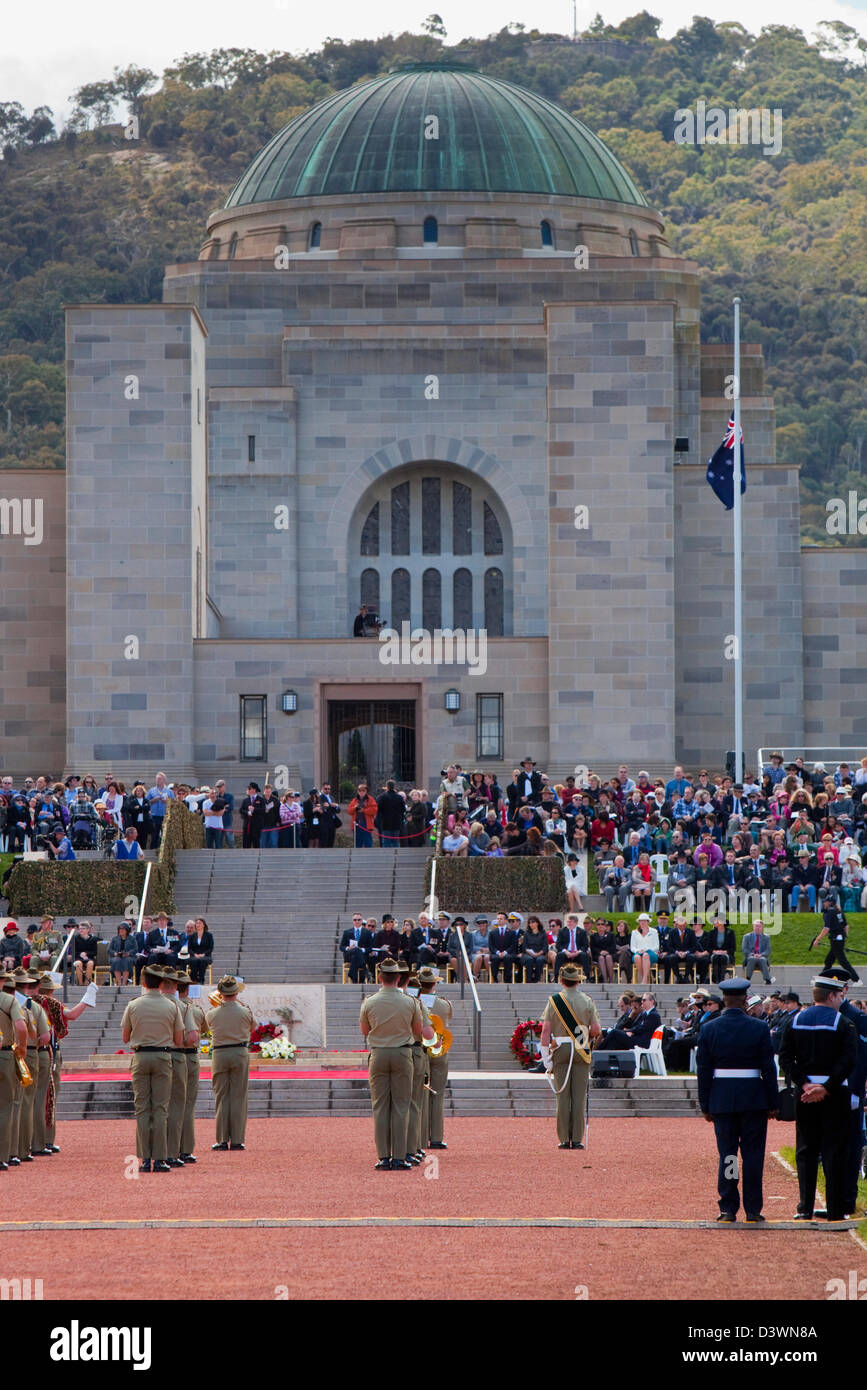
[1,14,865,543]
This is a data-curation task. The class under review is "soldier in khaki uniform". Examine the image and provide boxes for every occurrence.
[157,967,191,1167]
[540,963,601,1149]
[400,966,430,1165]
[14,970,50,1161]
[418,966,453,1150]
[121,966,185,1172]
[360,958,424,1170]
[0,970,28,1170]
[35,972,88,1154]
[206,975,254,1150]
[177,972,207,1162]
[20,974,52,1156]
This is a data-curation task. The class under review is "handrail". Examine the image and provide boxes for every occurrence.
[429,781,482,1068]
[758,745,866,775]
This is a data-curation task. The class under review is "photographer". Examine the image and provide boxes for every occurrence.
[44,826,76,861]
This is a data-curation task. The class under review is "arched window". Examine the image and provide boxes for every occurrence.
[228,233,239,261]
[361,568,380,613]
[360,503,380,556]
[309,221,322,250]
[391,569,410,627]
[350,468,512,635]
[484,568,504,637]
[423,216,438,245]
[628,229,639,257]
[422,569,442,630]
[540,219,554,247]
[453,569,473,629]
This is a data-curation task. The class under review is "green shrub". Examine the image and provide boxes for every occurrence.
[433,856,567,912]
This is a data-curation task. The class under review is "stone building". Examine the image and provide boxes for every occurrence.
[1,62,861,786]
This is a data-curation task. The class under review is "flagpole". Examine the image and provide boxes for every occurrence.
[732,296,743,782]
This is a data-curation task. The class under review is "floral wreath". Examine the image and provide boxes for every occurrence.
[249,1021,296,1061]
[510,1019,543,1069]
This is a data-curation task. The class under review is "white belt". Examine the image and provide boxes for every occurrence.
[713,1068,760,1078]
[807,1074,830,1084]
[553,1036,572,1048]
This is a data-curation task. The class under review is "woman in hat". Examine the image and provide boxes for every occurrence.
[108,921,137,986]
[589,917,617,984]
[629,915,659,987]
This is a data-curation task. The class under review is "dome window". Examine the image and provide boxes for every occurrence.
[629,229,639,257]
[540,219,554,247]
[228,233,239,260]
[423,216,438,245]
[308,221,322,250]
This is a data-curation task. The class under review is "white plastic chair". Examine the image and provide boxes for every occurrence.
[634,1027,667,1077]
[649,854,670,912]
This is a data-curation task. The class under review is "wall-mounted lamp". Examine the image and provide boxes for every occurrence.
[281,689,298,715]
[444,688,461,713]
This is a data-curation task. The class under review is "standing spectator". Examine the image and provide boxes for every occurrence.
[210,780,234,847]
[317,783,341,848]
[815,902,859,982]
[405,790,429,847]
[260,785,281,848]
[348,783,377,848]
[564,852,585,911]
[145,772,175,846]
[376,781,406,847]
[202,789,227,850]
[239,783,265,849]
[108,922,137,986]
[101,781,124,827]
[440,765,466,817]
[123,784,152,849]
[278,791,303,847]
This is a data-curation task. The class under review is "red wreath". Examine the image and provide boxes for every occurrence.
[510,1019,543,1069]
[249,1022,279,1053]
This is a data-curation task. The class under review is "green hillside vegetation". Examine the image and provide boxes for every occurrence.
[0,15,865,543]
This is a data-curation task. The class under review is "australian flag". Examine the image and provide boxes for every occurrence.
[706,416,746,509]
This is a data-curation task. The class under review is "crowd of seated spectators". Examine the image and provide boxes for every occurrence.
[0,912,215,990]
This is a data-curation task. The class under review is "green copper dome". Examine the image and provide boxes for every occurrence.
[226,62,646,207]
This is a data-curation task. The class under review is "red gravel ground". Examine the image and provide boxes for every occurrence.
[3,1117,864,1300]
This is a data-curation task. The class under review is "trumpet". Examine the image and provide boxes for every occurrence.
[14,1050,34,1088]
[421,1012,453,1058]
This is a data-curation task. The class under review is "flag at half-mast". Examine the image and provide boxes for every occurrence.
[706,415,746,510]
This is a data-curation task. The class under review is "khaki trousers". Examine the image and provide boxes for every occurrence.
[131,1051,172,1161]
[406,1044,427,1155]
[181,1054,200,1154]
[10,1064,22,1157]
[551,1045,590,1145]
[368,1046,413,1159]
[31,1050,51,1153]
[0,1052,16,1162]
[211,1046,249,1145]
[45,1049,62,1147]
[424,1055,449,1144]
[167,1053,188,1159]
[18,1051,38,1158]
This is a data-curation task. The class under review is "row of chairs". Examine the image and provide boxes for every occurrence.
[341,959,736,985]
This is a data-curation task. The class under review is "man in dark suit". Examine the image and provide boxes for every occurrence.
[239,783,265,849]
[661,917,696,983]
[697,976,780,1222]
[488,915,518,983]
[629,993,662,1048]
[146,912,181,970]
[339,913,374,983]
[702,915,736,984]
[817,853,843,908]
[740,847,771,894]
[507,758,543,812]
[554,918,591,982]
[412,915,447,968]
[132,915,151,985]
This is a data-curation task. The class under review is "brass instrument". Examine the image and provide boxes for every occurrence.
[14,1050,34,1088]
[421,1011,453,1058]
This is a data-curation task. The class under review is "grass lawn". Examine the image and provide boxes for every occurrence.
[582,902,867,966]
[0,852,14,890]
[779,1144,867,1240]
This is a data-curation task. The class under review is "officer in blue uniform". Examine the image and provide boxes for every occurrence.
[696,976,779,1224]
[779,973,858,1221]
[820,966,867,1216]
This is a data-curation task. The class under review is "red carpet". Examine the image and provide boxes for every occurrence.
[64,1068,365,1082]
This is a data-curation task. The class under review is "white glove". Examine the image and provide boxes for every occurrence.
[541,1043,553,1072]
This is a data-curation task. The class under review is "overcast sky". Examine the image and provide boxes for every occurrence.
[3,0,866,120]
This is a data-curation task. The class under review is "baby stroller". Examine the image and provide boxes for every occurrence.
[97,820,120,858]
